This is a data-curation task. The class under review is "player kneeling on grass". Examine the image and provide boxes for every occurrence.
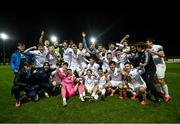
[33,62,54,98]
[96,67,108,100]
[121,62,147,105]
[11,62,39,108]
[104,61,123,96]
[56,68,84,107]
[82,69,99,101]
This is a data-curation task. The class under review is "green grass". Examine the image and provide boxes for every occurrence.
[0,63,180,123]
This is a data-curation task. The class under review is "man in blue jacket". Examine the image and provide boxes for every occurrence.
[10,42,32,75]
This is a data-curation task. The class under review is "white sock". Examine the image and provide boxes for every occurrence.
[91,92,95,97]
[80,94,83,98]
[63,97,66,101]
[162,84,169,96]
[101,89,106,95]
[83,91,86,96]
[94,94,99,100]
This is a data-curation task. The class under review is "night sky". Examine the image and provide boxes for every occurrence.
[0,2,179,61]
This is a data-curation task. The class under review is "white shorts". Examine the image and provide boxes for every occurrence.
[85,85,94,93]
[156,64,166,79]
[98,84,105,89]
[128,83,146,91]
[110,80,122,87]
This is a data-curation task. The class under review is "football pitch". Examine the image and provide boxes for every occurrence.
[0,63,180,123]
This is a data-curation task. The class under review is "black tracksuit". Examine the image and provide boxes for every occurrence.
[33,68,52,92]
[137,50,160,102]
[12,68,37,100]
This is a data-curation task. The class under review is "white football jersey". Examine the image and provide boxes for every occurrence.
[87,63,100,77]
[69,50,80,71]
[77,49,88,68]
[102,57,117,72]
[97,75,107,86]
[84,75,97,88]
[108,67,122,81]
[47,53,58,69]
[128,68,146,87]
[28,50,47,68]
[115,53,129,70]
[62,48,73,65]
[151,45,165,65]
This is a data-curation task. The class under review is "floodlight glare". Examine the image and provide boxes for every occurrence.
[50,35,57,42]
[0,33,8,40]
[90,37,96,44]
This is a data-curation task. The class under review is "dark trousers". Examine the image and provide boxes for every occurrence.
[12,85,37,100]
[38,82,53,92]
[142,70,160,102]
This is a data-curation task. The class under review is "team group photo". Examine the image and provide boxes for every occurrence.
[0,3,179,123]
